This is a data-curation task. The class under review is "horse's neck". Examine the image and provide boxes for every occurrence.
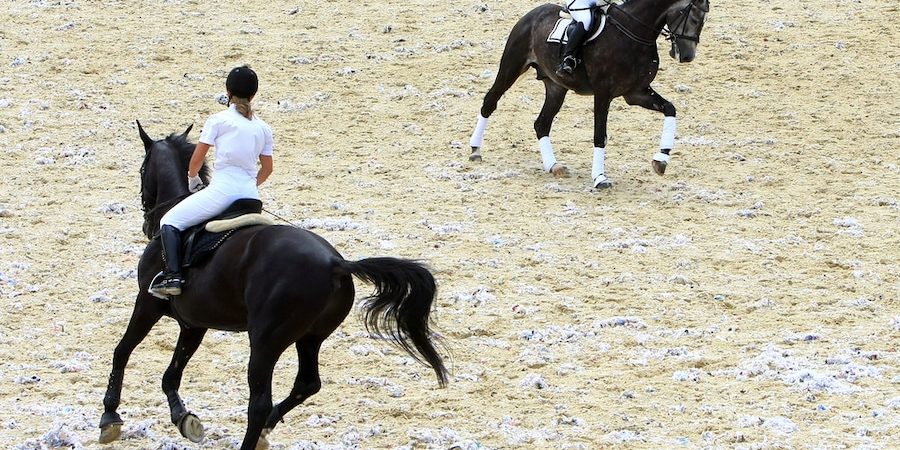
[620,0,682,32]
[150,154,191,216]
[157,173,189,205]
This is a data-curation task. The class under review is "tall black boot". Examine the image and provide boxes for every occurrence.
[148,225,183,298]
[556,22,589,76]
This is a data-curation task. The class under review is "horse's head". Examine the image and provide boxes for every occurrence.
[136,120,208,238]
[665,0,709,63]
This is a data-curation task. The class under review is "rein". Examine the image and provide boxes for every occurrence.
[142,193,191,238]
[143,194,190,222]
[262,207,300,228]
[607,5,658,46]
[606,0,705,46]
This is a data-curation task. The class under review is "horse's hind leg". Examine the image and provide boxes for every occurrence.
[469,36,533,161]
[239,343,283,450]
[624,86,676,175]
[534,80,570,177]
[163,326,208,443]
[99,299,162,443]
[263,337,324,433]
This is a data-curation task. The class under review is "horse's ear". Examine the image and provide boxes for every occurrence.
[180,124,193,140]
[136,120,154,151]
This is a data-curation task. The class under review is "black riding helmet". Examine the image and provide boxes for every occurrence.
[226,66,258,99]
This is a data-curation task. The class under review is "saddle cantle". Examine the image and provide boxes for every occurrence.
[179,198,273,268]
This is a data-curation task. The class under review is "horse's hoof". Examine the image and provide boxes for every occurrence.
[593,175,613,190]
[469,147,483,162]
[178,413,205,443]
[652,159,667,175]
[256,428,273,450]
[550,163,569,178]
[98,422,122,444]
[652,152,669,175]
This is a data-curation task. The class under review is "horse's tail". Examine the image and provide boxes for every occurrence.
[336,257,449,387]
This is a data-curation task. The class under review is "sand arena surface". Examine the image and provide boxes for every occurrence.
[1,0,898,448]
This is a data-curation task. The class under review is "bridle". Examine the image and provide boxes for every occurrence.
[139,150,153,213]
[607,0,707,46]
[662,0,708,44]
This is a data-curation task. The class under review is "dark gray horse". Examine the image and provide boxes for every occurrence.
[98,123,448,450]
[469,0,709,188]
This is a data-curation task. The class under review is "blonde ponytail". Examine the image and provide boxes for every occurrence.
[230,96,253,119]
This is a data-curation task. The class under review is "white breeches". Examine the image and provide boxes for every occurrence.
[568,0,598,29]
[160,169,259,231]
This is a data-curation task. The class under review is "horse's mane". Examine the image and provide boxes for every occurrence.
[162,132,211,184]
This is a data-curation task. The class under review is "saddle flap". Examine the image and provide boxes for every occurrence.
[181,228,236,268]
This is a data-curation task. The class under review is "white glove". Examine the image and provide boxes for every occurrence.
[188,174,205,193]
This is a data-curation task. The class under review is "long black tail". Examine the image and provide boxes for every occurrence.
[337,257,449,387]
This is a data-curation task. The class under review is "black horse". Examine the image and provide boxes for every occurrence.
[98,122,448,450]
[468,0,709,188]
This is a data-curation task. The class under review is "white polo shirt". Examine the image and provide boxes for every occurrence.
[199,105,274,179]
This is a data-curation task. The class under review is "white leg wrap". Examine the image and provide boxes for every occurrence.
[469,114,488,149]
[539,136,557,172]
[592,147,607,182]
[659,116,676,150]
[653,152,671,163]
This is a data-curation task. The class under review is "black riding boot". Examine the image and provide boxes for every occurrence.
[148,225,183,298]
[557,22,589,76]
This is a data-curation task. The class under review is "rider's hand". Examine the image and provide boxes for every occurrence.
[187,173,205,193]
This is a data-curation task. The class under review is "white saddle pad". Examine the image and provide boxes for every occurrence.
[547,15,608,44]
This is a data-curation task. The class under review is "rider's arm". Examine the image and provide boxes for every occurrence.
[188,143,210,178]
[257,155,273,186]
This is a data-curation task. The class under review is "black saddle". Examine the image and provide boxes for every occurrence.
[179,198,264,268]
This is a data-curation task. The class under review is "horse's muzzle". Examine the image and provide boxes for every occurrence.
[670,42,695,63]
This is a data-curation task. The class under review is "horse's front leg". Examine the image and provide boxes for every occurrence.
[591,95,613,189]
[99,298,163,444]
[624,86,676,175]
[163,326,208,443]
[469,21,533,162]
[534,80,570,177]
